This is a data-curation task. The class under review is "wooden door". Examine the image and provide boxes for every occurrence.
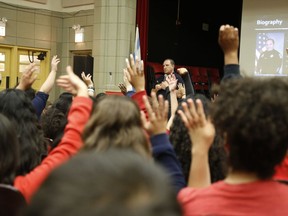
[17,49,49,91]
[0,47,11,91]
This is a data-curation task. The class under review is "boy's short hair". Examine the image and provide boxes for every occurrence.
[211,77,288,179]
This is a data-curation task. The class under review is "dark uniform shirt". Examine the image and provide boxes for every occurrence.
[257,49,282,74]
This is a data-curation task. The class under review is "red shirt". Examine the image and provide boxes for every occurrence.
[14,97,93,202]
[178,180,288,216]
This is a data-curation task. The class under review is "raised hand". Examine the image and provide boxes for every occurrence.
[39,55,61,93]
[56,66,88,97]
[178,98,215,153]
[218,24,239,65]
[176,83,186,99]
[125,54,145,92]
[177,67,188,75]
[118,68,134,95]
[141,92,168,136]
[178,98,215,188]
[51,55,60,72]
[81,72,94,87]
[166,74,178,91]
[16,63,38,90]
[118,83,127,95]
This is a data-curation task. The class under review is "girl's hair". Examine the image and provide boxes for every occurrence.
[0,89,47,175]
[81,95,151,158]
[0,114,19,185]
[170,93,227,183]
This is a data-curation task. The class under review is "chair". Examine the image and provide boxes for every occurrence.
[189,67,202,91]
[146,62,164,79]
[0,184,27,216]
[207,68,220,85]
[199,67,210,89]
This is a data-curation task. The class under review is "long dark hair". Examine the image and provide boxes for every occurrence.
[0,114,19,185]
[0,89,47,175]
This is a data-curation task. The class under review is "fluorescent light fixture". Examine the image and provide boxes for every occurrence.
[72,24,84,43]
[0,17,7,37]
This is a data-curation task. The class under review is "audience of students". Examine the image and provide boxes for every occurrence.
[0,22,287,216]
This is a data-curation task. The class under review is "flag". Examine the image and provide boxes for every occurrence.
[255,32,269,72]
[256,32,269,60]
[134,26,141,60]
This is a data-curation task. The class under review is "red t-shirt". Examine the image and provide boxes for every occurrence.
[178,180,288,216]
[274,155,288,182]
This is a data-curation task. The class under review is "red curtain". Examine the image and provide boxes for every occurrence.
[136,0,149,65]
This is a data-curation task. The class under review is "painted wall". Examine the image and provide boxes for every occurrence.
[0,0,137,100]
[0,0,94,12]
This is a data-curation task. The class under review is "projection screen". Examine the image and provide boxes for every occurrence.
[240,0,288,77]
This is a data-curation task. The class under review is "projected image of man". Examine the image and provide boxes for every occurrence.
[256,38,282,74]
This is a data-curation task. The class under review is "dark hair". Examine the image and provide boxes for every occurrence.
[52,92,73,115]
[0,114,19,185]
[40,92,72,151]
[170,93,227,183]
[27,149,182,216]
[164,59,175,66]
[0,89,47,175]
[81,95,151,158]
[211,77,288,179]
[24,87,36,101]
[40,107,67,150]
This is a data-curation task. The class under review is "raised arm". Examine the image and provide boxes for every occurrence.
[218,24,241,81]
[31,55,60,118]
[142,91,186,192]
[39,55,60,94]
[125,54,145,93]
[16,63,38,90]
[14,66,92,202]
[177,67,194,96]
[118,68,135,97]
[81,72,95,97]
[178,98,215,188]
[57,66,88,97]
[125,54,148,118]
[166,74,178,131]
[218,25,239,65]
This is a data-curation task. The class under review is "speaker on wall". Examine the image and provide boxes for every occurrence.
[73,55,94,80]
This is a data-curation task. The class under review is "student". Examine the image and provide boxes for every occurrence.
[176,24,288,216]
[169,93,227,184]
[16,55,60,118]
[13,65,92,202]
[177,77,288,215]
[0,114,27,216]
[0,88,47,176]
[0,113,20,185]
[26,150,182,216]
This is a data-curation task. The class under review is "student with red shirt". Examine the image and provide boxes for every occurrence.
[14,66,92,202]
[176,25,288,215]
